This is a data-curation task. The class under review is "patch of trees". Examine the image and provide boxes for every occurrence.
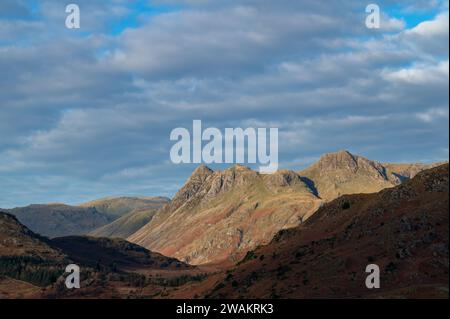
[0,256,64,286]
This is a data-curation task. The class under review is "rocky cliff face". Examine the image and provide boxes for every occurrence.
[129,151,442,266]
[129,165,322,265]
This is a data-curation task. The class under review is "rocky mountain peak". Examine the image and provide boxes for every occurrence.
[299,150,399,201]
[315,150,359,171]
[263,170,305,189]
[189,164,214,181]
[228,164,252,171]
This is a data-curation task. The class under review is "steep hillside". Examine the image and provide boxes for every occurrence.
[0,212,65,260]
[79,196,169,219]
[51,236,189,271]
[5,204,114,238]
[129,165,323,265]
[0,211,193,299]
[0,212,67,291]
[206,164,449,298]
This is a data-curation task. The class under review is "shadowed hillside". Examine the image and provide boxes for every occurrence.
[51,236,188,272]
[205,164,449,298]
[0,211,195,299]
[0,212,68,294]
[4,204,114,238]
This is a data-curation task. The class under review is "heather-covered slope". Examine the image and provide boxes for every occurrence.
[206,164,449,298]
[0,211,192,299]
[0,212,65,260]
[0,212,68,293]
[129,165,322,265]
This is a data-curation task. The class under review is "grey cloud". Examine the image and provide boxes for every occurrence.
[0,0,448,207]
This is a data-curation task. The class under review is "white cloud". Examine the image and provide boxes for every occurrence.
[416,107,449,123]
[402,11,449,55]
[383,60,449,84]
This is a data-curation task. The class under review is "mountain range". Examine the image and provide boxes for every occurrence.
[129,150,441,265]
[2,197,169,238]
[0,150,447,298]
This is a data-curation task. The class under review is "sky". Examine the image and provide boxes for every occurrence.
[0,0,448,208]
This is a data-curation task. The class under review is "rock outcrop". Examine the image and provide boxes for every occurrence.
[129,165,322,265]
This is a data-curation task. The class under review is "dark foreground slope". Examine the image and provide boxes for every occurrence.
[51,236,188,271]
[4,204,114,238]
[0,212,69,297]
[0,211,195,299]
[206,164,449,299]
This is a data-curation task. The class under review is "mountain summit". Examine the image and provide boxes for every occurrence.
[129,165,321,265]
[299,150,438,201]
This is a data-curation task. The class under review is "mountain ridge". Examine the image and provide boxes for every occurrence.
[129,164,322,265]
[128,150,444,265]
[3,197,169,238]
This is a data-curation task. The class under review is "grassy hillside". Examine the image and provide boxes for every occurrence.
[89,207,161,238]
[79,196,170,218]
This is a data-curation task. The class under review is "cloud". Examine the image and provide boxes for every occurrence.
[383,60,449,84]
[402,11,449,55]
[416,107,449,122]
[0,0,448,207]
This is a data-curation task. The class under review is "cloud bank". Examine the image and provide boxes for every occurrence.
[0,0,448,207]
